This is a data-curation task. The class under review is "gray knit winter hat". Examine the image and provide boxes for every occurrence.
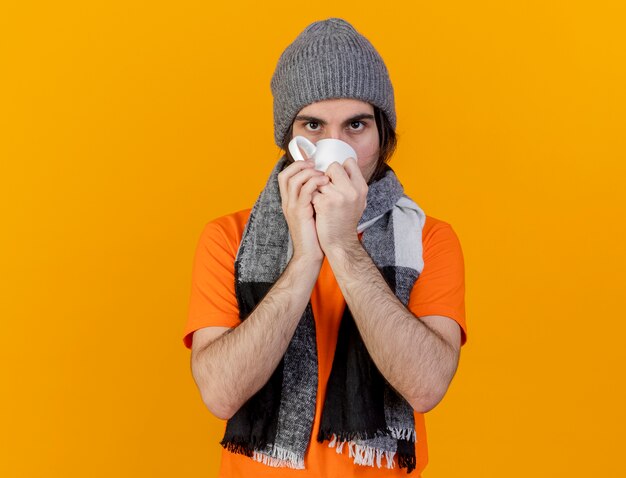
[270,18,396,148]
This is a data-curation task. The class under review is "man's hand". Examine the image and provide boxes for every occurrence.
[278,158,330,263]
[311,158,367,255]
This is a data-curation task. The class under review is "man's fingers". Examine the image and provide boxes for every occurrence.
[298,175,330,205]
[278,159,315,205]
[278,159,314,189]
[287,167,325,206]
[325,161,352,190]
[342,157,367,189]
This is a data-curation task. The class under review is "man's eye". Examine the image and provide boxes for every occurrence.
[305,122,320,131]
[350,121,365,130]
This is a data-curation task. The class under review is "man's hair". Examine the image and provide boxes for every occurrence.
[280,105,398,184]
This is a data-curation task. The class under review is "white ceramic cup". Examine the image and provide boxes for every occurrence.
[288,135,358,172]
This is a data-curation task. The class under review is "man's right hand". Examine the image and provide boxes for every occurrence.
[277,158,330,263]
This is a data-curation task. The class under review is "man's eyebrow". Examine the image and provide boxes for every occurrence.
[293,113,375,125]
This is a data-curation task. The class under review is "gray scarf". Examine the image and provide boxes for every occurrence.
[220,155,426,473]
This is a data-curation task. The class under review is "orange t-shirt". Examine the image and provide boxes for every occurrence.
[182,208,467,478]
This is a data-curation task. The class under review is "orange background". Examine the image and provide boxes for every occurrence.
[1,1,625,477]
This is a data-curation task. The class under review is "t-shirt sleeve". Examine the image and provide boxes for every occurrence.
[408,221,467,345]
[182,221,241,350]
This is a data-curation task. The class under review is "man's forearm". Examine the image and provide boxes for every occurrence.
[192,255,322,420]
[326,240,459,413]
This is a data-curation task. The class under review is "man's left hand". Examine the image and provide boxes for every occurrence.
[311,158,368,256]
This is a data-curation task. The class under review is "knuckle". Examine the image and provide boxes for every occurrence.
[287,174,301,187]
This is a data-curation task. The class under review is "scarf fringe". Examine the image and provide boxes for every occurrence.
[399,453,417,473]
[220,440,254,457]
[252,445,305,470]
[389,426,417,442]
[327,433,396,469]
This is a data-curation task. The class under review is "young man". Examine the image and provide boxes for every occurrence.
[183,18,467,477]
